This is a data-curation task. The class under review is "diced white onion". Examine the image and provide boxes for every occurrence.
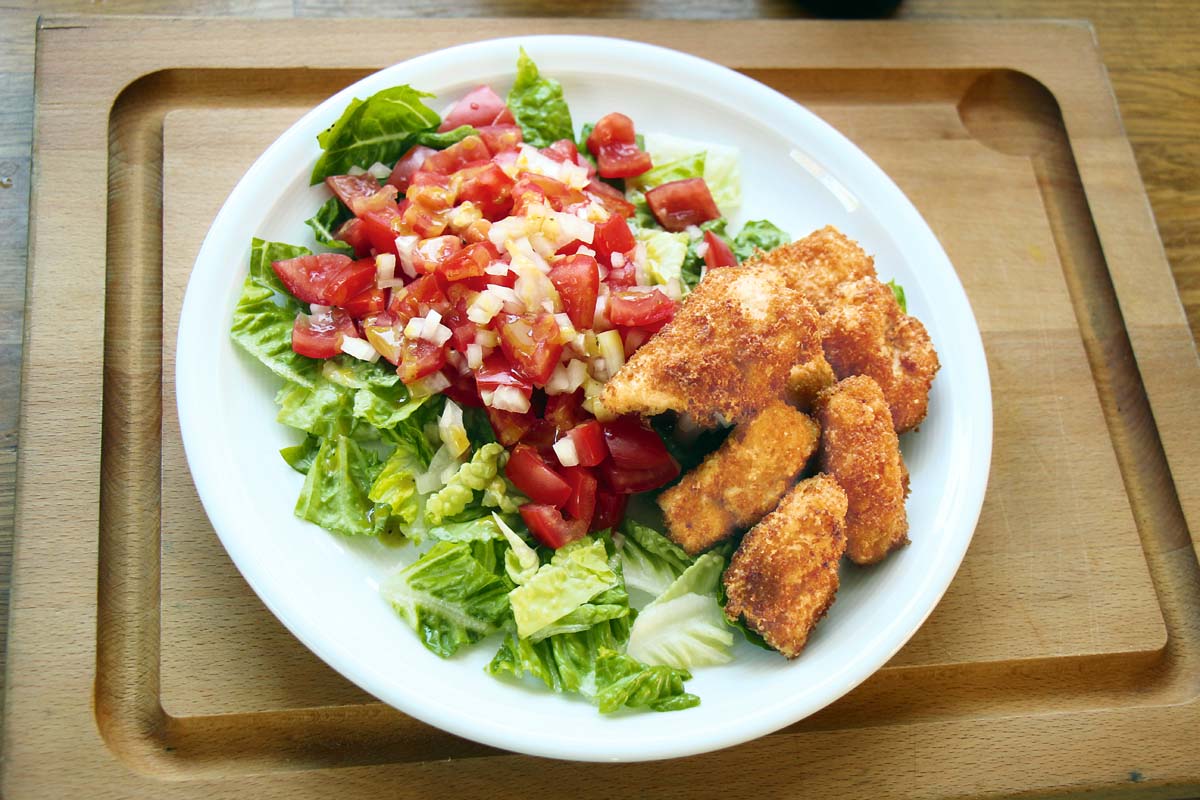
[438,400,470,457]
[421,309,443,340]
[429,324,453,348]
[684,224,703,240]
[466,343,484,370]
[340,336,381,363]
[597,329,626,375]
[695,241,710,259]
[480,389,494,406]
[594,294,609,328]
[375,253,396,287]
[416,441,461,493]
[485,262,511,276]
[544,363,571,395]
[467,289,504,325]
[410,371,451,400]
[577,246,597,257]
[367,161,392,180]
[490,386,531,414]
[347,165,367,176]
[403,318,424,339]
[475,329,499,348]
[395,235,419,278]
[611,251,626,269]
[310,304,332,316]
[662,277,683,302]
[552,437,580,468]
[567,359,588,391]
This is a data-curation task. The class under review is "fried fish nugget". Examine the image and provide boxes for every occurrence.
[659,401,820,555]
[814,375,910,565]
[743,225,877,314]
[723,474,848,658]
[820,277,939,433]
[601,266,820,425]
[786,352,836,412]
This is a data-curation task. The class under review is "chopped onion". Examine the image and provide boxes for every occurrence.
[567,358,588,391]
[490,386,531,413]
[554,313,576,343]
[310,304,332,316]
[375,253,404,289]
[597,329,626,375]
[544,363,571,395]
[467,289,504,324]
[340,335,381,363]
[475,329,499,348]
[577,246,596,258]
[416,442,462,494]
[684,224,703,240]
[395,235,419,278]
[594,294,609,329]
[439,400,470,457]
[663,277,683,302]
[403,318,424,339]
[466,343,484,369]
[429,324,453,348]
[347,165,367,176]
[695,241,710,259]
[410,371,451,400]
[610,251,626,269]
[552,437,580,468]
[367,161,392,181]
[421,309,443,340]
[485,262,511,276]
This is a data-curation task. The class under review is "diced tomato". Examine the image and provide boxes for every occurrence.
[584,179,636,219]
[620,326,654,355]
[566,420,606,467]
[485,406,536,446]
[521,418,559,456]
[359,205,405,255]
[408,235,460,276]
[645,177,721,231]
[362,311,402,364]
[387,145,436,192]
[555,239,586,256]
[477,124,524,155]
[520,504,588,549]
[334,217,373,258]
[441,367,483,407]
[506,444,572,507]
[397,337,446,385]
[702,229,738,269]
[544,390,587,434]
[476,354,533,401]
[453,162,515,221]
[591,214,637,264]
[542,139,580,164]
[325,173,381,210]
[419,135,491,176]
[599,415,681,492]
[341,286,386,318]
[496,312,564,386]
[409,170,452,191]
[512,172,585,213]
[271,253,376,306]
[291,307,357,359]
[548,254,600,329]
[387,273,448,325]
[586,113,653,179]
[599,460,681,494]
[484,265,517,289]
[590,490,627,532]
[561,466,597,525]
[606,264,638,288]
[438,85,516,132]
[403,177,456,238]
[608,289,676,328]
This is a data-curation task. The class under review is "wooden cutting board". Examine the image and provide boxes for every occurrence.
[6,16,1199,799]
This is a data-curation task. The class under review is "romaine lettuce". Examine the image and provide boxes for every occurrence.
[506,48,574,148]
[229,279,319,388]
[276,378,356,439]
[304,197,353,255]
[616,520,693,596]
[641,132,741,211]
[508,537,618,639]
[731,219,790,261]
[592,649,699,713]
[369,439,426,530]
[634,227,690,287]
[887,279,907,313]
[381,540,515,657]
[311,86,442,183]
[280,434,321,475]
[293,435,385,536]
[627,553,734,669]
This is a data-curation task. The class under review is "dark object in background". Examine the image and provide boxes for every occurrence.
[800,0,904,18]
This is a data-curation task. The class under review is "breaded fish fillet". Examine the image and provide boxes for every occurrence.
[814,375,910,565]
[723,474,848,658]
[820,277,939,433]
[659,401,820,555]
[601,266,820,424]
[743,225,877,314]
[786,352,836,412]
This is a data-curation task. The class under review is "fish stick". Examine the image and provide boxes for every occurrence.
[820,276,939,433]
[659,401,820,555]
[743,225,877,314]
[786,352,837,412]
[723,474,848,658]
[814,375,910,564]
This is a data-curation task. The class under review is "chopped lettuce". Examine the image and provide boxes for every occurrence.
[293,435,385,536]
[229,278,319,388]
[413,124,478,150]
[641,132,741,211]
[487,614,632,695]
[425,514,511,543]
[616,520,693,596]
[304,197,353,254]
[495,513,540,585]
[887,279,908,313]
[506,48,574,148]
[352,383,431,431]
[634,227,690,287]
[276,378,356,439]
[627,151,706,194]
[628,553,734,669]
[368,439,426,531]
[249,238,309,299]
[731,219,790,262]
[321,355,401,390]
[426,442,506,525]
[509,537,619,639]
[381,540,514,657]
[280,434,321,474]
[592,649,699,713]
[311,85,442,183]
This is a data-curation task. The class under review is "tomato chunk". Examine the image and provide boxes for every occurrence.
[438,85,516,132]
[548,254,600,330]
[397,337,446,385]
[520,504,588,549]
[591,214,637,265]
[387,145,436,193]
[477,124,524,155]
[608,289,676,328]
[325,173,381,210]
[340,286,386,318]
[506,444,572,507]
[419,135,491,176]
[584,178,636,218]
[599,416,681,493]
[453,162,515,221]
[412,235,462,275]
[561,466,597,525]
[485,406,536,446]
[362,311,403,364]
[272,254,376,306]
[702,229,738,269]
[645,178,721,231]
[359,205,405,255]
[496,313,564,386]
[586,113,653,179]
[334,217,373,258]
[543,390,587,434]
[387,273,448,325]
[476,354,533,401]
[566,420,606,468]
[590,490,628,532]
[292,307,357,358]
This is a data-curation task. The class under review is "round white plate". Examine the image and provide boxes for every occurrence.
[177,35,992,762]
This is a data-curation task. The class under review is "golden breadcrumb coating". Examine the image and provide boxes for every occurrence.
[786,352,837,412]
[820,276,939,433]
[722,474,848,658]
[601,266,820,425]
[659,401,820,555]
[814,375,910,565]
[743,225,877,314]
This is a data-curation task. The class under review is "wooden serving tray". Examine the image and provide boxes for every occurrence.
[7,16,1200,798]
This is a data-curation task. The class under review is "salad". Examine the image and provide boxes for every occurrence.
[229,50,793,714]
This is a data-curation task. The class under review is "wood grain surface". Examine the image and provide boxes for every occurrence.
[2,5,1198,798]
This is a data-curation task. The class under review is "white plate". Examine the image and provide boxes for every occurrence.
[177,35,992,762]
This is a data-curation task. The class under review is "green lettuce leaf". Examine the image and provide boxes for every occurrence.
[352,383,431,431]
[626,151,706,194]
[731,219,790,262]
[368,438,426,530]
[627,553,734,669]
[616,520,693,596]
[275,377,357,439]
[321,355,401,390]
[304,197,354,255]
[425,513,511,543]
[641,131,741,211]
[508,536,618,639]
[887,279,907,313]
[381,540,515,657]
[230,280,318,388]
[293,435,385,536]
[634,227,690,287]
[592,649,699,713]
[677,218,728,292]
[280,434,321,474]
[413,125,478,149]
[311,86,442,183]
[249,237,310,299]
[507,48,573,148]
[487,614,631,695]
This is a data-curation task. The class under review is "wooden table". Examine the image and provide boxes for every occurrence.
[2,0,1197,793]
